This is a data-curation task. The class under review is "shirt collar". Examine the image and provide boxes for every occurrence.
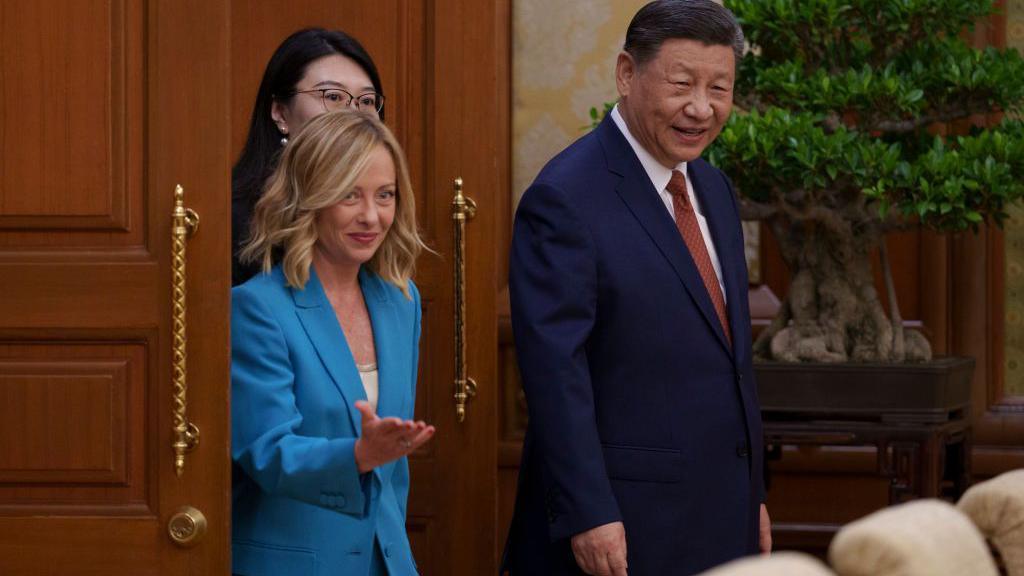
[610,104,686,195]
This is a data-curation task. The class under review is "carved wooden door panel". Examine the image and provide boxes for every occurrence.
[0,1,232,573]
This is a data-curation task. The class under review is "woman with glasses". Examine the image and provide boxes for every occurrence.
[232,28,387,286]
[232,110,432,576]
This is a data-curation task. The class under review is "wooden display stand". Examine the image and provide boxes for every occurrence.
[757,357,974,556]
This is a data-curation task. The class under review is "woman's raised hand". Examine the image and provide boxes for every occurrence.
[353,400,435,473]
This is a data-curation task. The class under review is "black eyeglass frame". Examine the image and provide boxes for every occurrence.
[284,88,385,113]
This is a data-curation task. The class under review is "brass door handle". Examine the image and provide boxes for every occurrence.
[168,505,208,547]
[451,178,477,422]
[171,185,200,477]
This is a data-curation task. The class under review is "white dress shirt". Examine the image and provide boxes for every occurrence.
[609,105,727,303]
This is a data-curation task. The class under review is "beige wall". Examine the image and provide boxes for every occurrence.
[512,0,648,207]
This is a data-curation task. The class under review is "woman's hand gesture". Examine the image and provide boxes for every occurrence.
[353,400,435,473]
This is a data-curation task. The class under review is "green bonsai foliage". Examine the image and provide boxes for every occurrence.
[704,0,1024,362]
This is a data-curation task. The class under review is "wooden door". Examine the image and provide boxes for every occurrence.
[0,1,231,574]
[231,1,504,574]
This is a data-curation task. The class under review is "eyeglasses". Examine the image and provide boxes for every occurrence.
[288,88,385,114]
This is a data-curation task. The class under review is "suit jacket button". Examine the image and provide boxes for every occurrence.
[736,443,750,457]
[337,495,346,508]
[384,544,393,558]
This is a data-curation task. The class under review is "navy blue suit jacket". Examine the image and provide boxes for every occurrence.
[504,116,765,575]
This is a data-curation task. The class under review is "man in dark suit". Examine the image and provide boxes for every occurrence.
[503,2,770,575]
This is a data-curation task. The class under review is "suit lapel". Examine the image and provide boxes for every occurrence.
[292,268,367,436]
[597,118,732,355]
[689,161,744,361]
[359,268,403,419]
[359,268,403,480]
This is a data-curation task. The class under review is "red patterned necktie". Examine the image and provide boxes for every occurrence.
[666,169,732,346]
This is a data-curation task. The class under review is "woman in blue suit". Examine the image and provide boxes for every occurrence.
[232,109,434,576]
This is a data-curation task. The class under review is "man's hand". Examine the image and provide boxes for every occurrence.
[759,503,772,555]
[571,521,628,576]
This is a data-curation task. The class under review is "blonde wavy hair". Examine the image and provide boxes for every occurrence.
[239,109,424,297]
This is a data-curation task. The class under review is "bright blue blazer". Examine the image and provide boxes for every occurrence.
[503,115,765,575]
[231,265,421,576]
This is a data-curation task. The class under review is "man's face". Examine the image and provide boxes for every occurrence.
[616,38,735,168]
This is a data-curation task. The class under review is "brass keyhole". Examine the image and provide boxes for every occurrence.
[168,505,207,547]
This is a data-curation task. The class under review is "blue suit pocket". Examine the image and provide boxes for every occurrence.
[601,444,683,483]
[233,540,317,575]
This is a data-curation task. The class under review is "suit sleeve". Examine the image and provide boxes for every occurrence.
[510,182,622,541]
[231,286,369,516]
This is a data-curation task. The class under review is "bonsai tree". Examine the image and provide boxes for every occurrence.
[701,0,1024,362]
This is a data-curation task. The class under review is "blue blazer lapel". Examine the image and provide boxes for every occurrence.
[359,268,403,420]
[689,161,743,360]
[292,268,367,436]
[596,118,732,354]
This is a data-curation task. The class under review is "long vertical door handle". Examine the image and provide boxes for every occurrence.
[451,178,478,422]
[171,185,201,476]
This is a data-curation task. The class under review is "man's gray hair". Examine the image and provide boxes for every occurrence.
[624,0,744,67]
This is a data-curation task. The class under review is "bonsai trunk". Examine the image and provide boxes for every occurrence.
[754,215,932,363]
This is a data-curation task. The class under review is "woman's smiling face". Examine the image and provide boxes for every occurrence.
[314,144,396,270]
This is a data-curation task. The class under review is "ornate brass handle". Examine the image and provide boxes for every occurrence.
[451,177,477,423]
[172,185,200,477]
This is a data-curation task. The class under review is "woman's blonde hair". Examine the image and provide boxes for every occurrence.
[239,110,424,297]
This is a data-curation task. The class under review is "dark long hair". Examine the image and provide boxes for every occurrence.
[231,28,383,285]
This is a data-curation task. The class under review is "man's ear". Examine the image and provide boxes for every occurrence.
[615,51,636,98]
[270,100,289,135]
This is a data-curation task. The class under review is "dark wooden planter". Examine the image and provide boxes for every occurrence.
[757,356,976,557]
[755,356,975,423]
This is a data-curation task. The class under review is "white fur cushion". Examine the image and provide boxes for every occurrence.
[697,552,835,576]
[958,469,1024,576]
[828,499,999,576]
